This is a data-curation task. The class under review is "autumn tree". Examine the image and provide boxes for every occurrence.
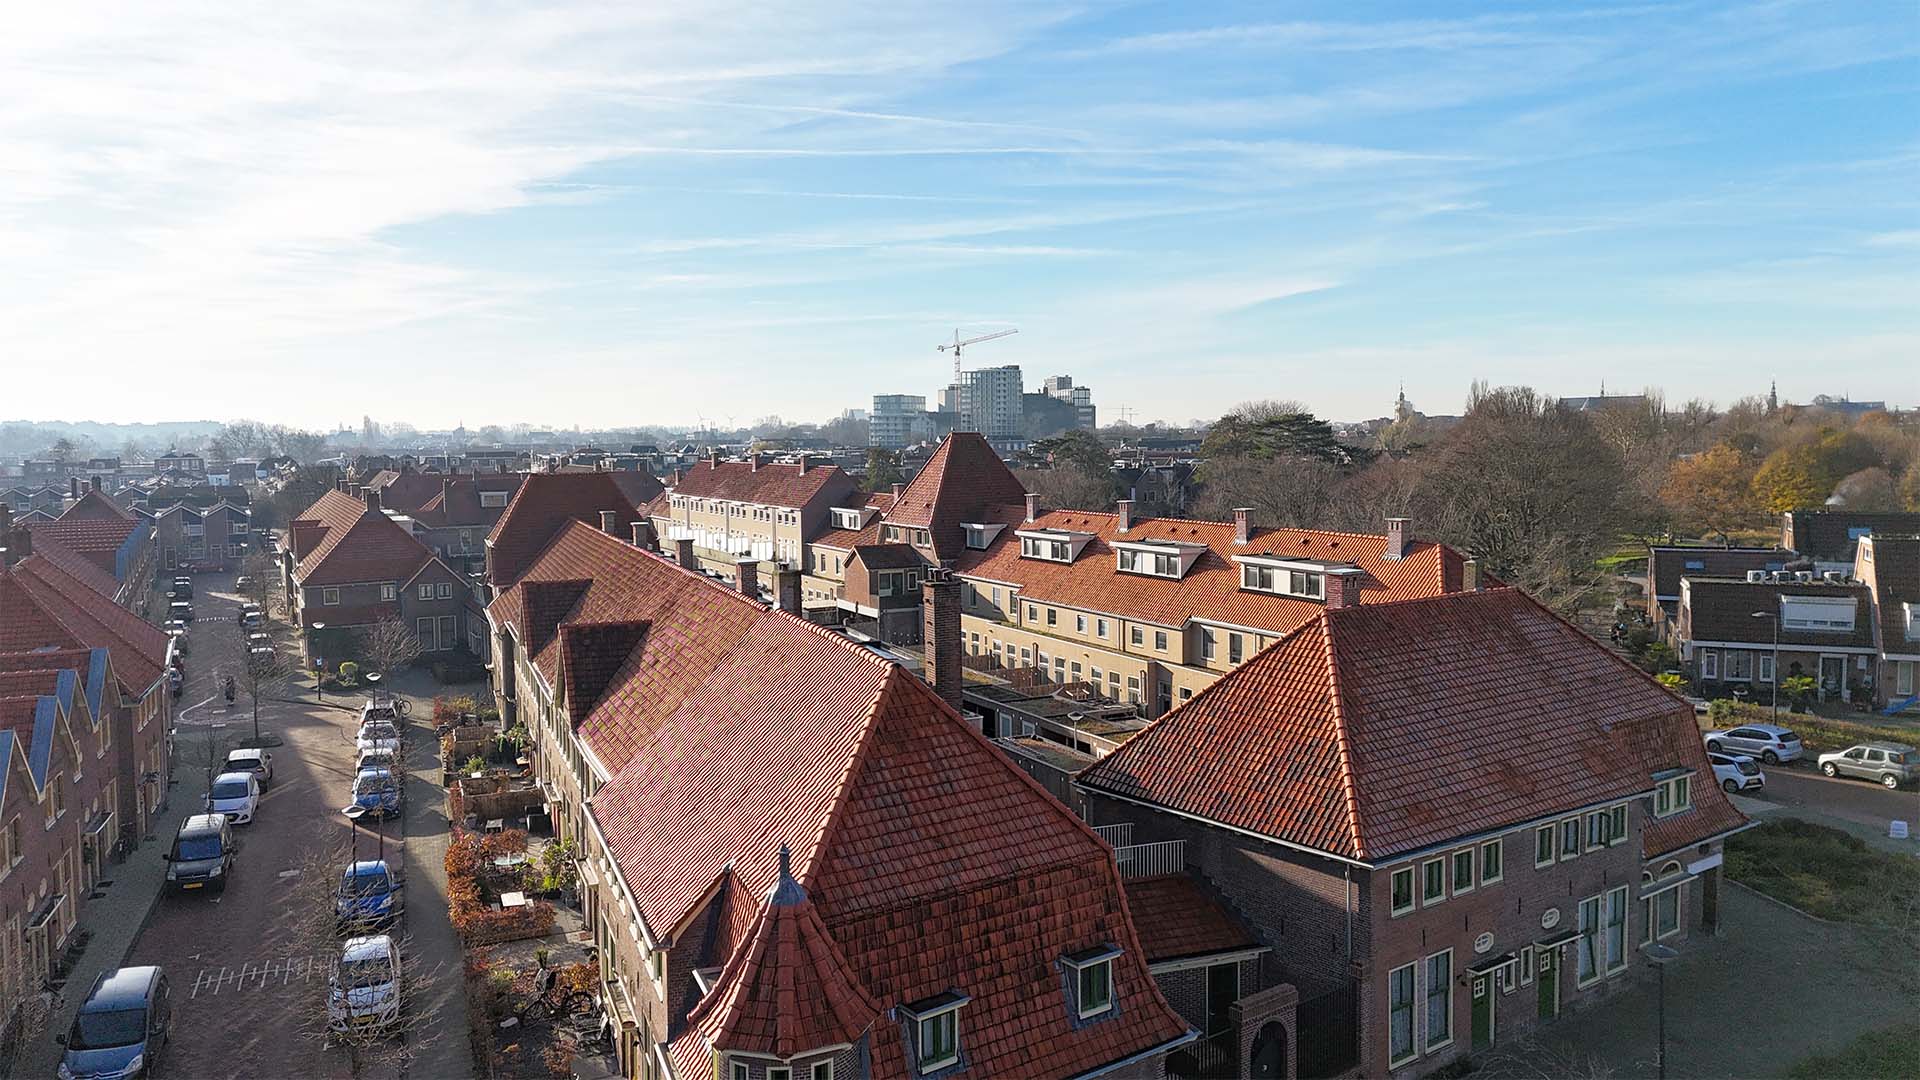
[1750,446,1829,514]
[1659,444,1759,540]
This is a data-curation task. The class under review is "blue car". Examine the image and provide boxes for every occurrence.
[351,766,402,818]
[336,861,403,927]
[58,965,170,1079]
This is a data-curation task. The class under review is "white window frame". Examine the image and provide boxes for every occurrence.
[1388,961,1417,1067]
[1074,957,1114,1018]
[1654,774,1692,818]
[1534,824,1555,868]
[1421,858,1446,906]
[1559,818,1581,862]
[1480,839,1503,885]
[1450,848,1475,895]
[1423,949,1453,1053]
[418,583,434,600]
[380,583,396,601]
[811,1064,834,1080]
[1700,649,1718,680]
[1519,945,1535,986]
[914,1005,961,1073]
[437,582,453,599]
[1390,866,1415,917]
[322,587,340,606]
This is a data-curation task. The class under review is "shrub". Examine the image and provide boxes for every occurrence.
[1655,673,1686,692]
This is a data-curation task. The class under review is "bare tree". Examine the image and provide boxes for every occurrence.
[358,617,423,680]
[239,551,278,617]
[234,645,302,745]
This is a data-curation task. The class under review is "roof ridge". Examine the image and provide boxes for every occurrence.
[1318,613,1370,862]
[793,666,900,892]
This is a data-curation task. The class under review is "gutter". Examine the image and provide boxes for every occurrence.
[1067,1029,1201,1080]
[1644,817,1762,862]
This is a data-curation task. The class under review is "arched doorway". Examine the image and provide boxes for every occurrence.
[1251,1020,1288,1078]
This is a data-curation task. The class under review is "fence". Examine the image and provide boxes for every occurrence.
[1111,839,1185,879]
[1092,823,1133,849]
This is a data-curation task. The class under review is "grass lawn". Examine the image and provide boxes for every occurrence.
[1786,1024,1920,1079]
[1725,819,1920,926]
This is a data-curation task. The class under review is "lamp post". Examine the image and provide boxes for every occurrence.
[1641,942,1678,1079]
[311,623,326,702]
[1750,611,1779,720]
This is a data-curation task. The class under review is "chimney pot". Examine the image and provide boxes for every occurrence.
[1116,499,1133,533]
[1325,570,1363,610]
[1384,517,1410,561]
[1025,493,1041,523]
[735,558,760,599]
[922,567,964,711]
[630,520,655,551]
[1232,508,1252,546]
[674,536,698,571]
[599,510,620,535]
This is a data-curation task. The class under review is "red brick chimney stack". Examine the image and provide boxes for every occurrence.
[1325,569,1363,610]
[891,483,904,502]
[922,567,963,712]
[599,510,620,535]
[774,568,802,615]
[674,537,698,571]
[1384,517,1409,561]
[364,488,382,512]
[1233,508,1251,546]
[1116,499,1133,533]
[735,558,760,599]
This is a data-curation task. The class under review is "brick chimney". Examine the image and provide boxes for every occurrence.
[599,510,620,535]
[1116,499,1133,533]
[1462,558,1481,591]
[1025,493,1041,523]
[1325,569,1363,610]
[795,453,810,473]
[890,483,904,503]
[1384,517,1409,561]
[1233,508,1252,546]
[774,568,802,615]
[735,558,760,599]
[674,537,698,571]
[670,468,683,487]
[69,477,80,498]
[630,520,656,551]
[751,453,764,473]
[364,488,382,512]
[922,567,963,711]
[90,475,102,492]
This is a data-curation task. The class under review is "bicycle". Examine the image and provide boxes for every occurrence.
[516,965,598,1024]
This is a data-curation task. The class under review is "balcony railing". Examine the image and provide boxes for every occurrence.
[1092,823,1134,849]
[960,653,1146,715]
[1111,839,1185,879]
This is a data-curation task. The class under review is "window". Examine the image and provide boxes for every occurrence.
[1201,629,1216,661]
[1117,548,1181,578]
[323,587,340,606]
[770,1069,791,1080]
[1290,570,1323,599]
[1780,596,1856,631]
[1757,652,1775,683]
[812,1065,834,1080]
[916,1009,960,1073]
[4,817,19,866]
[1095,618,1107,638]
[1607,805,1627,845]
[1046,608,1057,626]
[1604,886,1628,973]
[730,1064,749,1080]
[481,491,508,508]
[1559,818,1580,861]
[990,587,1000,606]
[1075,614,1086,634]
[419,583,434,600]
[1229,634,1244,664]
[231,521,249,534]
[1020,536,1072,563]
[1653,883,1682,939]
[380,583,396,601]
[1153,630,1168,651]
[1028,604,1039,622]
[1576,895,1601,985]
[1519,945,1535,986]
[1724,650,1753,680]
[1241,564,1276,593]
[1586,810,1608,850]
[1654,774,1692,818]
[1424,950,1452,1051]
[1388,963,1416,1065]
[437,582,453,599]
[1422,859,1446,905]
[1390,867,1415,916]
[1451,849,1475,895]
[1076,957,1114,1017]
[1130,626,1144,646]
[1700,649,1718,680]
[1480,839,1503,885]
[1535,825,1555,868]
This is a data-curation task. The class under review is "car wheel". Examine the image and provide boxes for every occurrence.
[1882,774,1901,790]
[1722,778,1739,793]
[1822,762,1839,777]
[1762,751,1779,765]
[1707,740,1723,753]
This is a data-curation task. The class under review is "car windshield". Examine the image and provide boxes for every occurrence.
[211,780,250,800]
[174,835,223,861]
[355,774,395,795]
[361,724,397,740]
[339,955,393,987]
[69,1007,146,1050]
[1777,730,1799,742]
[340,871,388,897]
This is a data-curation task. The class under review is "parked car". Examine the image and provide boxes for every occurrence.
[356,721,402,754]
[355,746,397,773]
[352,767,402,818]
[234,575,252,590]
[1817,742,1917,789]
[223,747,273,785]
[170,578,193,599]
[238,605,262,628]
[164,814,236,894]
[205,771,261,825]
[336,860,403,928]
[57,965,171,1080]
[359,700,401,725]
[327,935,403,1033]
[1708,752,1765,793]
[1703,723,1803,764]
[167,601,193,624]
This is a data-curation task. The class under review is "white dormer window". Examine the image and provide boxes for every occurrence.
[961,522,1006,550]
[1062,945,1120,1019]
[1653,771,1692,818]
[1114,539,1204,579]
[1238,560,1326,599]
[480,491,508,508]
[902,991,968,1075]
[831,507,864,530]
[1780,595,1856,632]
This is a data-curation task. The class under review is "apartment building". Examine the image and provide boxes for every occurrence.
[487,521,1197,1080]
[1076,587,1749,1078]
[870,394,929,449]
[952,365,1023,441]
[647,452,857,588]
[1851,534,1920,706]
[1043,375,1098,430]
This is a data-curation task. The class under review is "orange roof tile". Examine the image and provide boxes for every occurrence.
[485,473,649,591]
[289,489,434,588]
[1122,875,1261,964]
[670,459,849,510]
[0,557,167,693]
[885,433,1028,561]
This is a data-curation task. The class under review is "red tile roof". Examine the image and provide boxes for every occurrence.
[60,489,136,523]
[288,489,435,588]
[885,433,1028,561]
[15,531,120,600]
[1122,875,1261,964]
[485,473,649,590]
[669,459,849,511]
[23,516,143,578]
[0,557,168,694]
[956,507,1467,635]
[1081,587,1746,864]
[491,523,1191,1074]
[409,475,526,529]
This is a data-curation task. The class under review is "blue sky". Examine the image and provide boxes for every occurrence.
[2,1,1914,430]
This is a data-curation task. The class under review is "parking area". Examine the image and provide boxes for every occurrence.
[120,575,461,1079]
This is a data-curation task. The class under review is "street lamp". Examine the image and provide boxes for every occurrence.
[312,623,326,702]
[1641,942,1679,1080]
[1750,611,1779,720]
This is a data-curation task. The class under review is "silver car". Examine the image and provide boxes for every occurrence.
[1817,742,1916,790]
[1703,723,1803,765]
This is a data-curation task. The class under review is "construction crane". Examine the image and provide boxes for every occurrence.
[937,327,1018,383]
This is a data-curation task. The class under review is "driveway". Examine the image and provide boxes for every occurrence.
[1516,886,1918,1078]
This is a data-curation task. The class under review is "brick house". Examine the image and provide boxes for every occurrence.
[398,474,527,574]
[487,521,1198,1080]
[647,452,857,588]
[21,486,156,612]
[1643,545,1789,641]
[152,501,253,571]
[1781,509,1920,564]
[1852,534,1920,707]
[0,488,63,518]
[1676,576,1878,703]
[281,485,485,663]
[483,471,661,602]
[1076,587,1749,1078]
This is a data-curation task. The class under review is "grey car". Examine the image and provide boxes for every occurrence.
[1703,723,1803,765]
[1816,742,1916,790]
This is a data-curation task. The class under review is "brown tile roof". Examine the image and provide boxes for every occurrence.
[956,508,1467,634]
[1682,578,1877,651]
[59,489,136,523]
[1082,588,1744,863]
[1122,875,1261,964]
[671,459,848,510]
[1861,536,1920,659]
[1784,510,1920,560]
[850,544,925,571]
[886,432,1029,561]
[485,473,647,590]
[288,489,434,588]
[491,524,1190,1074]
[0,557,168,693]
[23,516,144,578]
[1647,546,1788,601]
[409,475,525,529]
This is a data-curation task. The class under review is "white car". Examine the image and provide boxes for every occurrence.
[356,721,402,754]
[204,771,261,825]
[1703,723,1803,765]
[327,935,402,1033]
[1708,752,1765,794]
[355,746,397,774]
[223,747,273,785]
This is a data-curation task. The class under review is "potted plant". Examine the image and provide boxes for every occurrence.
[1781,675,1817,713]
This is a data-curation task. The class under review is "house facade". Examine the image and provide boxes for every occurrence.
[488,522,1199,1080]
[1676,576,1878,703]
[647,453,857,590]
[1076,587,1749,1078]
[153,502,253,571]
[1853,534,1920,707]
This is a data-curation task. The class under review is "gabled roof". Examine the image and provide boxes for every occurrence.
[15,531,121,602]
[669,459,847,510]
[288,488,435,588]
[885,432,1029,561]
[409,474,526,529]
[485,473,650,591]
[24,515,145,580]
[60,489,136,523]
[1860,536,1920,658]
[1681,578,1877,651]
[956,508,1468,635]
[1122,875,1261,965]
[1081,588,1745,864]
[490,523,1190,1075]
[0,559,165,694]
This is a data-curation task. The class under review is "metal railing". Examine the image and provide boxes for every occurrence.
[1092,823,1134,849]
[1111,839,1185,879]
